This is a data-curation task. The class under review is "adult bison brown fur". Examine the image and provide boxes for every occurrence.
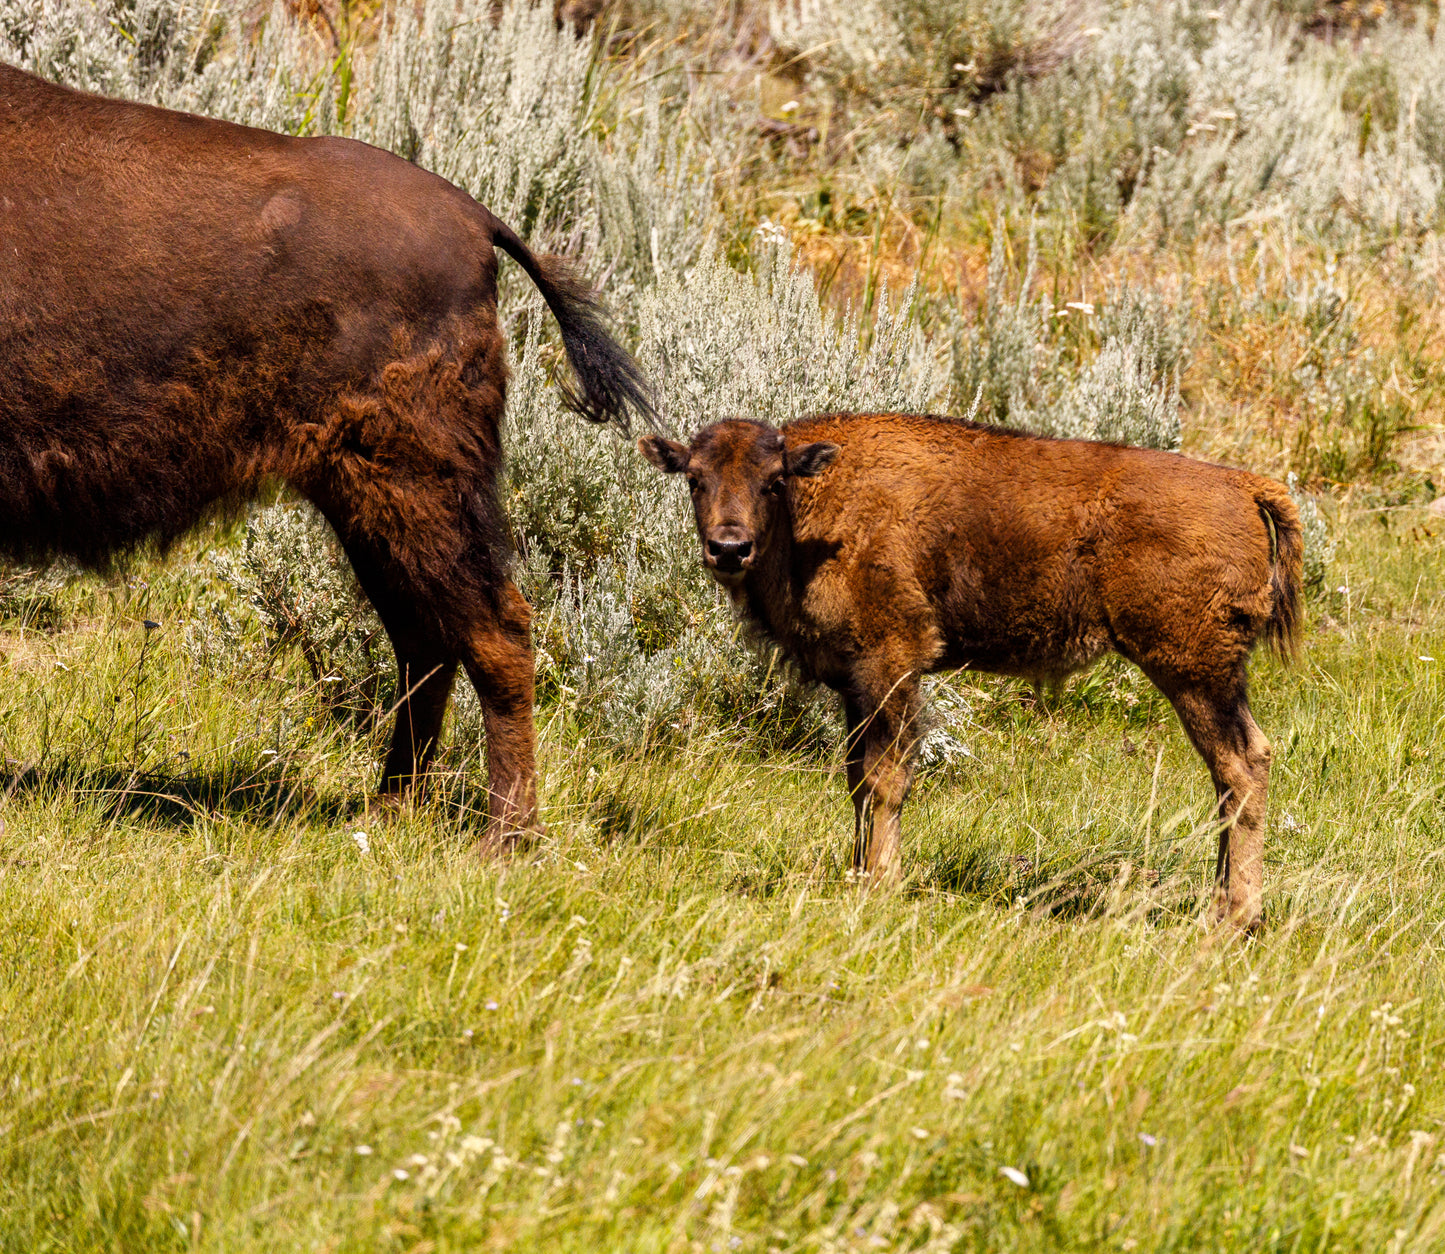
[640,412,1302,929]
[1,64,652,840]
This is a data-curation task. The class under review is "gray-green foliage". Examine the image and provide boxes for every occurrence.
[512,233,948,751]
[187,505,393,724]
[1288,472,1337,594]
[637,234,945,434]
[0,0,1342,758]
[952,226,1185,449]
[769,0,1080,111]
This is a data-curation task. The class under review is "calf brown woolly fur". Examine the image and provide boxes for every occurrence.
[641,412,1303,930]
[1,64,652,841]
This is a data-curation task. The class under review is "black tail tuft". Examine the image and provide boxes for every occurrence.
[490,219,654,434]
[1257,485,1303,662]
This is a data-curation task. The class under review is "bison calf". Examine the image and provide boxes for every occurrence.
[0,65,653,841]
[641,413,1302,929]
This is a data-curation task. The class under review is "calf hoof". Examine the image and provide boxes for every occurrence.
[480,817,546,857]
[1212,889,1264,936]
[846,863,904,891]
[367,788,410,817]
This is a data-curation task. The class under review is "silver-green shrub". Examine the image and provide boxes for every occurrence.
[510,232,947,750]
[952,226,1185,449]
[636,234,946,433]
[1287,473,1336,595]
[187,505,393,723]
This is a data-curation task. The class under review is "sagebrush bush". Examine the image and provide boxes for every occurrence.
[187,504,393,724]
[951,224,1185,449]
[3,0,1356,762]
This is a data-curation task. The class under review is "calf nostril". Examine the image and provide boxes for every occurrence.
[707,537,753,562]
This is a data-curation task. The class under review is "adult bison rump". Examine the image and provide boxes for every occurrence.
[642,413,1302,930]
[0,64,651,838]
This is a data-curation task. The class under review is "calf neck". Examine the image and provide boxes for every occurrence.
[641,413,1302,929]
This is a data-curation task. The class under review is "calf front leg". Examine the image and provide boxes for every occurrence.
[844,669,923,886]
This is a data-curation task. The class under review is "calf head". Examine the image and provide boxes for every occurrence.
[639,420,838,584]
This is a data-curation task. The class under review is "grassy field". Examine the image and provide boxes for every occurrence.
[2,498,1442,1252]
[6,0,1445,1248]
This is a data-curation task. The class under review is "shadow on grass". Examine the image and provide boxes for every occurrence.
[916,838,1205,923]
[0,756,366,831]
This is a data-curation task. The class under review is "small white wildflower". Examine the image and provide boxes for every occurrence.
[1289,1144,1309,1159]
[354,1145,373,1156]
[485,1000,499,1011]
[910,1127,930,1141]
[1139,1133,1157,1147]
[392,1168,409,1181]
[352,830,370,855]
[999,1166,1029,1187]
[785,1154,808,1167]
[455,943,467,952]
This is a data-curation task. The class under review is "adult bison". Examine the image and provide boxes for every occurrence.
[0,64,651,840]
[641,413,1302,929]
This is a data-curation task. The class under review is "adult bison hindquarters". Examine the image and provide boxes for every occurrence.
[641,413,1302,930]
[0,64,652,841]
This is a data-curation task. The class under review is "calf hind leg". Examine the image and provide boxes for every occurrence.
[1163,676,1273,931]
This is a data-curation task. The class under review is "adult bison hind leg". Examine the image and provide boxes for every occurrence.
[460,577,542,851]
[302,325,541,845]
[344,534,540,847]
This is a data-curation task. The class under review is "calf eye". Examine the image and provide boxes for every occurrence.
[765,478,786,496]
[686,476,701,493]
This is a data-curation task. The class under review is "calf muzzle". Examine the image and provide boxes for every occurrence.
[705,530,754,575]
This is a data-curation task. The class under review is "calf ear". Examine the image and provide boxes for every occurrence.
[786,441,839,478]
[637,435,691,474]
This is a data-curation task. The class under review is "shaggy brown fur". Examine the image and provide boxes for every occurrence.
[1,64,652,840]
[642,412,1303,930]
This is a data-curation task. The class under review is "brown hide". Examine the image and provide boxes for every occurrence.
[1,64,651,838]
[642,412,1303,929]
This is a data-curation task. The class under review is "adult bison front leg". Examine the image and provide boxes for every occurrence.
[363,584,460,795]
[844,665,924,886]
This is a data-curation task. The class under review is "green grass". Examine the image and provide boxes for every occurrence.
[2,502,1443,1252]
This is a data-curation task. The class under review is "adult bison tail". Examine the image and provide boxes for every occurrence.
[1256,484,1303,662]
[491,219,654,432]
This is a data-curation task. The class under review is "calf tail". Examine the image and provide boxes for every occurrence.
[1256,482,1303,662]
[489,216,654,433]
